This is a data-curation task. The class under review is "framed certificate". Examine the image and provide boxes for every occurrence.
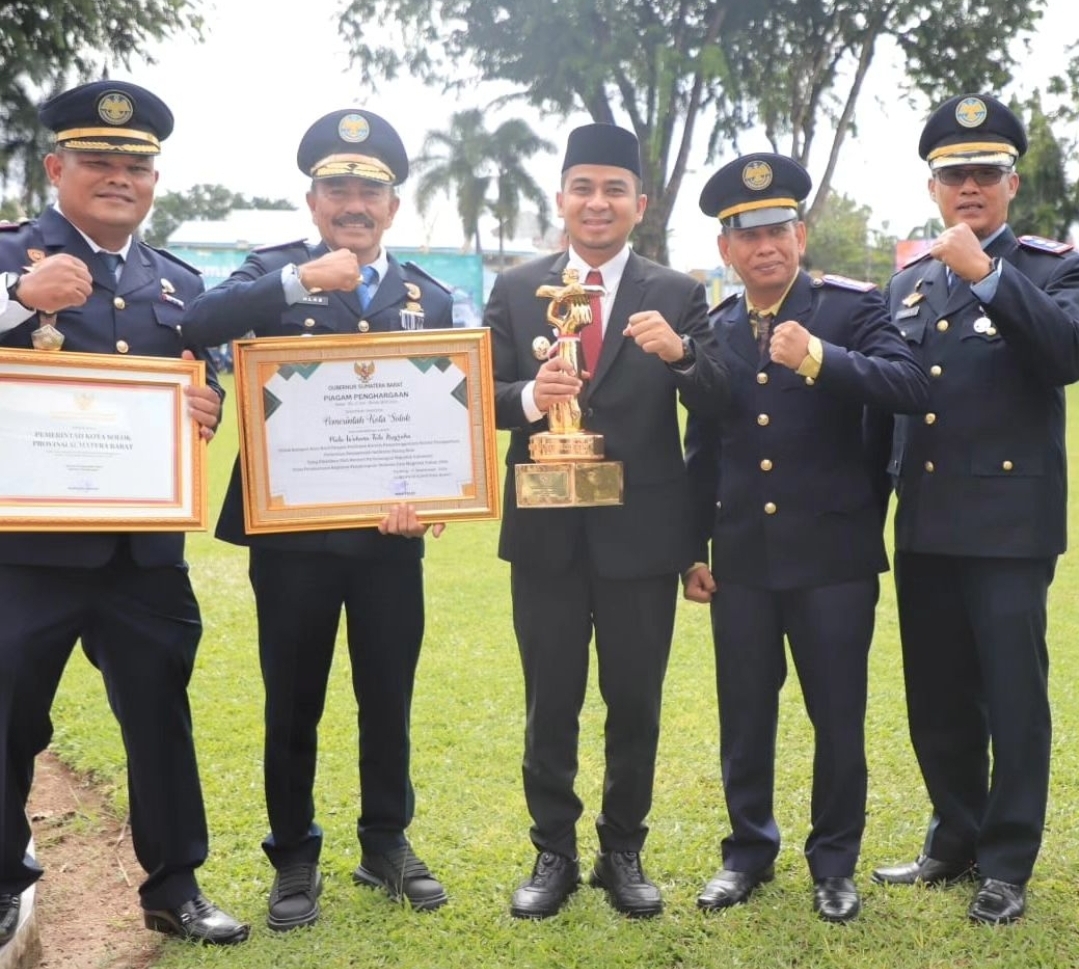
[232,329,500,533]
[0,348,207,531]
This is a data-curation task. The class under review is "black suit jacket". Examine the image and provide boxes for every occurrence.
[182,240,454,558]
[685,271,928,590]
[883,227,1079,558]
[0,208,212,568]
[489,250,729,580]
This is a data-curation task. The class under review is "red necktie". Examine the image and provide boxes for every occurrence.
[581,269,604,374]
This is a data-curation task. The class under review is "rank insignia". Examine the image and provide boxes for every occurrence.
[902,291,924,308]
[404,282,422,301]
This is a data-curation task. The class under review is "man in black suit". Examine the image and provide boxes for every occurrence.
[182,109,452,932]
[0,81,247,947]
[870,94,1079,924]
[683,153,927,923]
[488,123,729,919]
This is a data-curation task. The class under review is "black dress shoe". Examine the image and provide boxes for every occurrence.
[813,876,861,923]
[267,862,323,931]
[143,894,250,945]
[697,866,774,910]
[0,893,20,946]
[510,851,580,919]
[590,851,663,918]
[871,853,976,886]
[353,844,447,911]
[968,878,1026,925]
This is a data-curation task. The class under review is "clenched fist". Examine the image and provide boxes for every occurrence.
[15,254,94,314]
[297,248,363,293]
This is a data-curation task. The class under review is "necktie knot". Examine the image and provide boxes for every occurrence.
[358,265,379,309]
[101,251,123,281]
[750,308,773,360]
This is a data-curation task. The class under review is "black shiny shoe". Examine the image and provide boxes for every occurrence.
[871,853,976,886]
[968,878,1026,925]
[697,866,775,910]
[353,844,447,911]
[267,863,323,931]
[0,893,20,946]
[813,876,861,923]
[143,894,250,945]
[590,851,663,917]
[510,851,580,919]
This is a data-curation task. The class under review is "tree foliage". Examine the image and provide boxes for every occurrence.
[804,191,897,289]
[0,0,204,212]
[143,184,295,247]
[413,109,553,265]
[1009,94,1078,240]
[338,0,1048,265]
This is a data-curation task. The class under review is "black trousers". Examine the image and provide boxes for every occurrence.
[510,559,677,859]
[894,551,1055,884]
[711,578,877,879]
[250,546,425,867]
[0,554,206,910]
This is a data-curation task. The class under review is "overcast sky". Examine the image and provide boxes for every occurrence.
[115,0,1078,269]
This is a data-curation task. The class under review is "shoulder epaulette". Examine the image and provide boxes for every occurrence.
[821,272,876,292]
[0,219,29,232]
[1018,234,1074,256]
[711,291,741,313]
[252,238,309,255]
[147,245,201,275]
[401,260,452,294]
[901,248,934,269]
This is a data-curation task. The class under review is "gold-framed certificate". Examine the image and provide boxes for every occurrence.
[0,348,207,531]
[232,329,500,533]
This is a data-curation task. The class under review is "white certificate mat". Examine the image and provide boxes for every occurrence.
[0,349,207,530]
[233,330,499,532]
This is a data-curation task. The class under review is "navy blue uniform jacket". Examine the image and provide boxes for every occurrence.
[0,208,212,568]
[884,228,1079,558]
[686,271,928,590]
[182,241,453,558]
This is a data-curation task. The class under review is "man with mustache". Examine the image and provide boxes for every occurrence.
[870,94,1079,924]
[183,109,453,931]
[0,80,248,948]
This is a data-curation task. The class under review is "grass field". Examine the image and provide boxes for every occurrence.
[47,376,1079,968]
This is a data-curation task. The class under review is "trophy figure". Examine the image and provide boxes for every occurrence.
[515,268,624,508]
[31,313,65,351]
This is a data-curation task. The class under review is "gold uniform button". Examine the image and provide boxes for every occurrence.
[357,320,370,332]
[756,372,768,385]
[924,413,937,425]
[760,459,773,472]
[804,376,815,386]
[764,502,777,515]
[937,320,949,332]
[304,318,316,328]
[113,296,125,310]
[930,365,942,377]
[115,340,129,354]
[924,461,935,473]
[1002,460,1014,471]
[757,414,770,427]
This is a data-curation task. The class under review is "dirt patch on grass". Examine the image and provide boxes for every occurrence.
[26,750,160,969]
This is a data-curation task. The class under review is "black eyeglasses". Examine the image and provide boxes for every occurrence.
[934,167,1012,187]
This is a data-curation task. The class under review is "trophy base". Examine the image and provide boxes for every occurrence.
[516,461,624,508]
[529,431,605,462]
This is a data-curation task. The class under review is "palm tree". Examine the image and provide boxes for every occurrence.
[413,109,553,263]
[413,109,493,254]
[487,118,554,270]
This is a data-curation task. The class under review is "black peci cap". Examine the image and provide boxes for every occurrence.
[39,80,173,155]
[699,152,811,229]
[296,109,408,185]
[561,123,641,178]
[918,94,1027,170]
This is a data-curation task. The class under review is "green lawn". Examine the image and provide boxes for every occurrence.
[48,376,1079,968]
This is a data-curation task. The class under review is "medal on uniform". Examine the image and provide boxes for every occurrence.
[902,291,924,308]
[31,312,64,350]
[399,300,425,331]
[973,316,993,333]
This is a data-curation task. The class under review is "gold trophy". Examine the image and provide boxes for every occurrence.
[31,312,65,351]
[515,268,624,508]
